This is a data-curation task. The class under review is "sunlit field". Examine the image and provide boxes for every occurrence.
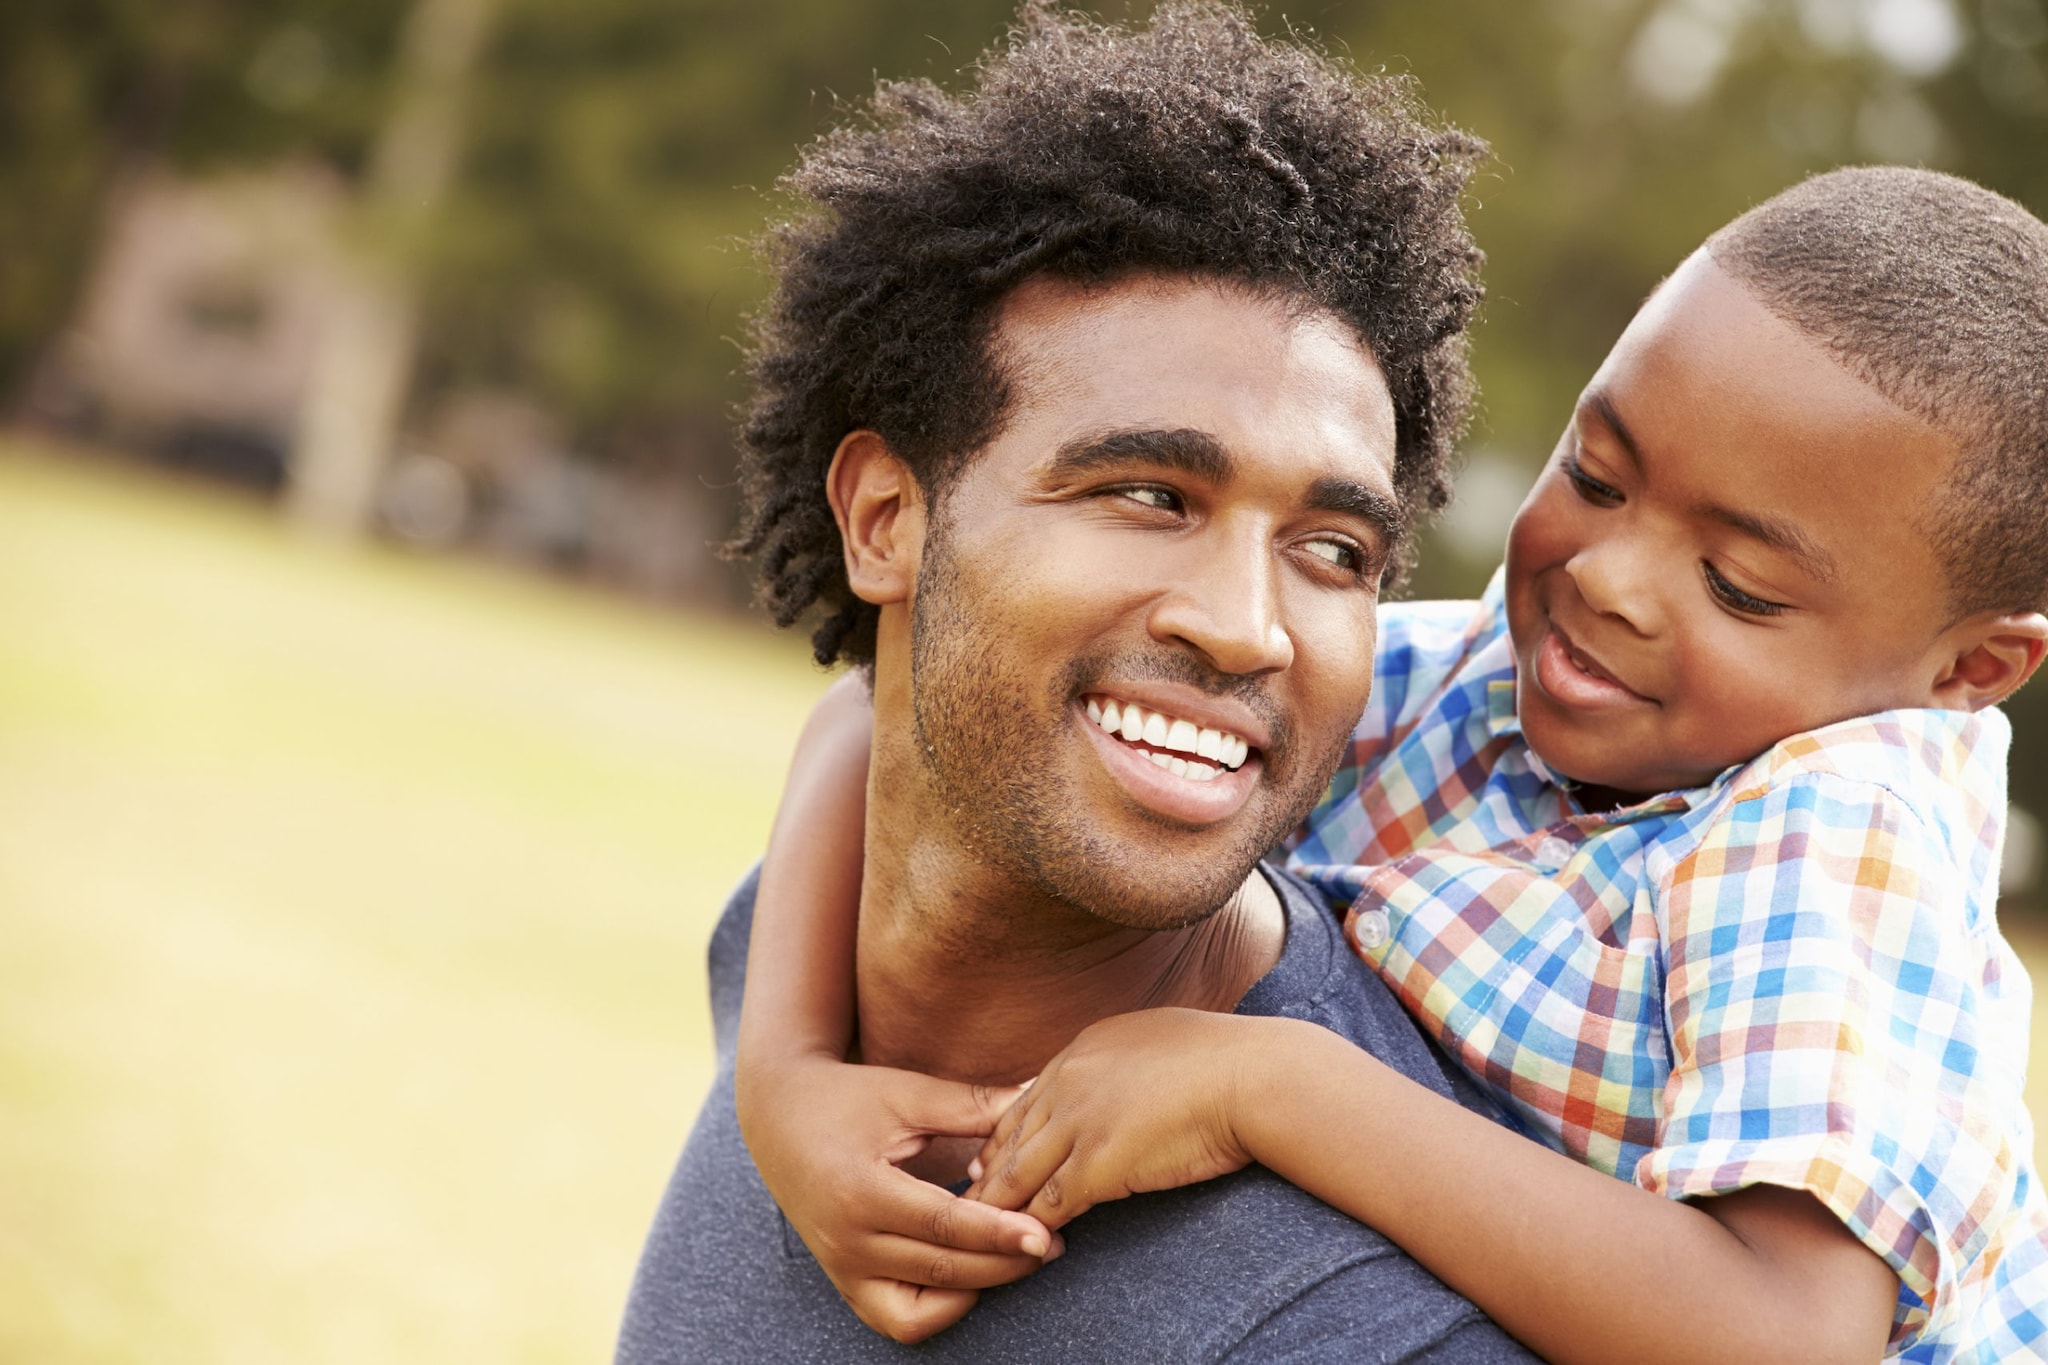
[4,440,2048,1363]
[0,442,829,1364]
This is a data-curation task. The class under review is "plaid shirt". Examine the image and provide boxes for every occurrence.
[1287,573,2048,1362]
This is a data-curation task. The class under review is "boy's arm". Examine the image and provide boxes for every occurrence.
[733,671,1054,1344]
[972,1009,1897,1365]
[735,669,869,1070]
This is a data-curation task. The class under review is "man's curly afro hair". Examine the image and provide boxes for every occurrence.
[730,1,1488,667]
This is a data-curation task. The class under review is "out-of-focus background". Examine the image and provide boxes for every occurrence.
[3,1,2045,1360]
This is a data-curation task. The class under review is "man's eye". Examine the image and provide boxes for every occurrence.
[1303,538,1364,574]
[1562,454,1622,507]
[1118,486,1182,512]
[1702,561,1789,617]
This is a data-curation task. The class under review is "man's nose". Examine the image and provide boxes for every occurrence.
[1147,529,1296,676]
[1565,531,1662,636]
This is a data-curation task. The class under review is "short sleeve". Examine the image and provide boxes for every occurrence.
[1640,770,2032,1345]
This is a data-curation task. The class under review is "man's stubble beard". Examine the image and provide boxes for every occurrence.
[906,516,1353,932]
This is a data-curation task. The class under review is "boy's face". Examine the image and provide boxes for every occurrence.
[1504,251,1963,801]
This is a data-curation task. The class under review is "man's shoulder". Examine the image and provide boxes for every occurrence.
[637,867,1533,1363]
[620,1067,1534,1364]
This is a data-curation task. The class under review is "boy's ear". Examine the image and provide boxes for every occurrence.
[826,429,926,607]
[1931,611,2048,711]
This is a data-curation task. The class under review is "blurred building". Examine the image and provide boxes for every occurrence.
[30,164,724,602]
[37,164,346,488]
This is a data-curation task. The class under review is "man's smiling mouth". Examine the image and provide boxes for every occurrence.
[1084,694,1252,782]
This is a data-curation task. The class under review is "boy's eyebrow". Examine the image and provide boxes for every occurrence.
[1699,503,1839,584]
[1584,392,1839,584]
[1046,427,1403,545]
[1584,393,1644,471]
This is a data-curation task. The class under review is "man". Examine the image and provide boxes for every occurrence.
[618,5,1537,1359]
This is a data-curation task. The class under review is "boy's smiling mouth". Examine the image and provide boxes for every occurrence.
[1534,624,1654,708]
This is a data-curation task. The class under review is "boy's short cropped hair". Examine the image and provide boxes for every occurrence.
[729,1,1487,668]
[1707,167,2048,620]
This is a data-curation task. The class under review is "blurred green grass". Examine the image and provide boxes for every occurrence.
[4,441,2047,1363]
[0,441,829,1364]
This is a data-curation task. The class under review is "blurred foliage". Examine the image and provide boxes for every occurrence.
[3,0,2046,819]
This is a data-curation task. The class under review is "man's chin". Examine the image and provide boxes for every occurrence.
[1040,843,1268,932]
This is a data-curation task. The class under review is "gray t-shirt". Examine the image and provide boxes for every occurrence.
[616,866,1537,1363]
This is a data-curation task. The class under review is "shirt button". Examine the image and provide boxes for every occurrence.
[1536,836,1574,868]
[1351,907,1391,951]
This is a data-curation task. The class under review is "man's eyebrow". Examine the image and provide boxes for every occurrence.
[1700,502,1840,584]
[1045,428,1232,483]
[1305,476,1404,547]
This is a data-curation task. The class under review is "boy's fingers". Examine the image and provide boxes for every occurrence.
[887,1071,1027,1139]
[845,1281,979,1345]
[878,1173,1053,1257]
[1021,1157,1099,1231]
[974,1127,1072,1214]
[975,1082,1050,1177]
[863,1232,1048,1291]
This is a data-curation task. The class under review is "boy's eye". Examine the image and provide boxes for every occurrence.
[1702,561,1789,617]
[1562,454,1622,507]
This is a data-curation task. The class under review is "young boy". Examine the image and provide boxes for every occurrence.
[736,166,2048,1363]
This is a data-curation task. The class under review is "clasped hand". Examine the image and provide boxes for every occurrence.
[740,1010,1277,1343]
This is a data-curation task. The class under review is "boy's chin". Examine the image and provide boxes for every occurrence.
[1520,720,1662,802]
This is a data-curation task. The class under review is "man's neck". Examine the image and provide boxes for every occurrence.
[852,804,1287,1086]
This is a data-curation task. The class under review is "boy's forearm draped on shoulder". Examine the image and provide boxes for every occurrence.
[972,1009,1899,1365]
[733,671,1053,1345]
[736,670,870,1073]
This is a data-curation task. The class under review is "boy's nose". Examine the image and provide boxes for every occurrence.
[1564,536,1662,637]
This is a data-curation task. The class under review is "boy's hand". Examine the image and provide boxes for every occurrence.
[965,1009,1267,1230]
[736,1052,1059,1344]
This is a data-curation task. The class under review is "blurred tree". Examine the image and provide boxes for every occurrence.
[287,0,496,538]
[413,0,1030,506]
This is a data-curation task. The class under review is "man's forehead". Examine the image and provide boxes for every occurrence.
[987,272,1398,481]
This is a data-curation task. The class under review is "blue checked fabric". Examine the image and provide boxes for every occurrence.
[1287,572,2048,1361]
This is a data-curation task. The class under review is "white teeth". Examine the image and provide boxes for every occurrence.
[1084,695,1253,772]
[1168,755,1189,777]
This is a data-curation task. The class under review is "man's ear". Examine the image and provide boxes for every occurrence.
[1930,611,2048,711]
[826,430,926,607]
